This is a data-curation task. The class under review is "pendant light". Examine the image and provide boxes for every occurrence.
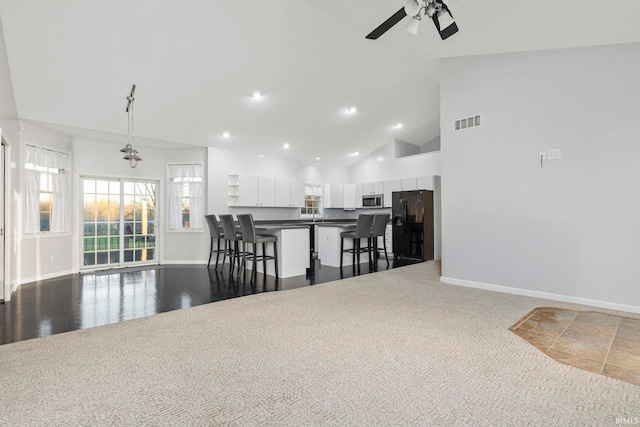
[120,84,142,168]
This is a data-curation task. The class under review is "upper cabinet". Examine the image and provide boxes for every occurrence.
[275,178,305,208]
[401,176,435,191]
[343,184,356,210]
[416,176,434,191]
[355,183,363,209]
[362,181,383,195]
[323,183,344,209]
[383,179,401,208]
[227,175,275,207]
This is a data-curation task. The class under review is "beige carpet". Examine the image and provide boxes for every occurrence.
[1,262,638,426]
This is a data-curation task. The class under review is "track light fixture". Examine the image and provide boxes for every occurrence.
[120,84,142,168]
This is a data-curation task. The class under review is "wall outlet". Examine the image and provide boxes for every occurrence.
[548,148,562,160]
[50,255,56,262]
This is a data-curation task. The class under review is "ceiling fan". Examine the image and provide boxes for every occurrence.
[366,0,458,40]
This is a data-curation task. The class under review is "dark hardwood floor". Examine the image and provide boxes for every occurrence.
[0,258,421,345]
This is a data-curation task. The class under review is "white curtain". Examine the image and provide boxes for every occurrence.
[25,146,69,170]
[188,182,203,229]
[168,182,183,229]
[51,173,69,232]
[24,169,41,233]
[167,164,203,229]
[305,183,323,196]
[24,145,70,233]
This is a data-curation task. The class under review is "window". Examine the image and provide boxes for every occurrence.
[300,183,323,217]
[167,164,203,230]
[24,145,70,233]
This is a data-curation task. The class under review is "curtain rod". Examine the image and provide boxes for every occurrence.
[25,144,69,156]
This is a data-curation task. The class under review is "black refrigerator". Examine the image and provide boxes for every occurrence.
[392,190,434,261]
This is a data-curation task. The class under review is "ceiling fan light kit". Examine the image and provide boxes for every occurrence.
[366,0,458,41]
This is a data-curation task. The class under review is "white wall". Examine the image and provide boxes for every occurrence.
[0,14,19,299]
[17,123,74,284]
[207,147,349,220]
[440,42,640,312]
[74,139,209,266]
[348,141,441,184]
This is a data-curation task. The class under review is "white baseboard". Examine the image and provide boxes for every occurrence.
[162,260,208,265]
[17,269,77,286]
[440,276,640,315]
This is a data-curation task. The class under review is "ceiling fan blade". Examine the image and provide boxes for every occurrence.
[365,7,407,40]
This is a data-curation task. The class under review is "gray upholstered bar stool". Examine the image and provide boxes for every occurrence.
[340,214,375,272]
[205,214,225,270]
[237,214,278,283]
[219,214,243,276]
[371,213,390,268]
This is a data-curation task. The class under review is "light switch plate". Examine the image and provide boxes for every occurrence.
[548,148,562,159]
[539,150,547,160]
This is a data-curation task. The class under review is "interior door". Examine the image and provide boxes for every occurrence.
[82,177,157,268]
[0,134,4,300]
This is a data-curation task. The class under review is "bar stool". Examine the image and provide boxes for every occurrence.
[371,213,390,268]
[219,214,243,276]
[237,214,278,284]
[205,214,225,270]
[340,214,375,272]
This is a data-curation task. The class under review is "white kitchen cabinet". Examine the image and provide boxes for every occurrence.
[355,183,363,208]
[227,174,275,206]
[383,179,401,208]
[323,183,344,209]
[401,177,417,191]
[275,178,305,207]
[290,179,305,207]
[258,176,275,206]
[363,181,383,195]
[343,184,356,210]
[416,175,434,191]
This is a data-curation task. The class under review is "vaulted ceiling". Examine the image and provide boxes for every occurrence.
[1,1,640,166]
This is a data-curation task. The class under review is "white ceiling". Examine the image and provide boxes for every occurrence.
[1,0,640,167]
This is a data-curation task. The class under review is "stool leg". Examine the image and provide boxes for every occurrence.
[262,242,267,277]
[252,243,258,284]
[356,239,361,273]
[273,241,278,278]
[222,240,228,270]
[215,238,222,270]
[383,237,389,267]
[208,237,213,266]
[340,236,344,269]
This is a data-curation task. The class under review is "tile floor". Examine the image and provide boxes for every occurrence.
[510,307,640,386]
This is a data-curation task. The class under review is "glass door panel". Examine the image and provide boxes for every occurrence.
[83,178,156,268]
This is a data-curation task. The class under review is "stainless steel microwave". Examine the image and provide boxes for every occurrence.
[362,194,383,208]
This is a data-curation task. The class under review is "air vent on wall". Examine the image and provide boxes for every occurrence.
[454,114,481,132]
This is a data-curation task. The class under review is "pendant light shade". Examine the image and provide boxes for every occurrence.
[120,84,142,168]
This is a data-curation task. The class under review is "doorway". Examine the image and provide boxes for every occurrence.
[0,135,5,301]
[82,177,157,269]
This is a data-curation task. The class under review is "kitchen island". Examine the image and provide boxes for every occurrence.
[250,224,310,278]
[315,222,359,268]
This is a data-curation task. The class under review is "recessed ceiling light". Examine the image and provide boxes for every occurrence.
[252,91,263,100]
[283,143,290,149]
[377,156,385,162]
[393,123,403,129]
[315,157,321,160]
[351,151,360,156]
[222,132,230,138]
[346,106,357,114]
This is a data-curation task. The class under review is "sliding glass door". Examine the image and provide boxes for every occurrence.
[82,178,157,268]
